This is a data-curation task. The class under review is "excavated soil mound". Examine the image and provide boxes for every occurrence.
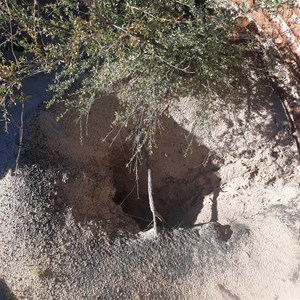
[0,79,299,299]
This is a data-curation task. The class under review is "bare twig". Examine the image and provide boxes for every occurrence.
[15,102,24,174]
[5,0,18,63]
[0,31,19,48]
[88,1,167,50]
[143,144,158,236]
[155,54,196,74]
[119,184,136,206]
[33,0,38,47]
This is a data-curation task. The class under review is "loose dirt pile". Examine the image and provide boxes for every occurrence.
[0,78,299,299]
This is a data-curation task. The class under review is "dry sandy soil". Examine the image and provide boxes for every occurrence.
[1,4,300,297]
[0,71,299,299]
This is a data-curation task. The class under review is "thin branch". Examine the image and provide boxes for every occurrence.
[90,1,167,50]
[15,102,24,174]
[108,121,128,148]
[119,184,136,206]
[33,0,39,47]
[5,0,18,63]
[103,40,120,52]
[143,144,158,236]
[0,31,20,48]
[155,54,196,74]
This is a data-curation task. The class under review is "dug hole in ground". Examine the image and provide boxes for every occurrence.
[0,75,299,299]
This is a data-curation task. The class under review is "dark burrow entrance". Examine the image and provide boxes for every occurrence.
[111,116,221,231]
[112,161,221,231]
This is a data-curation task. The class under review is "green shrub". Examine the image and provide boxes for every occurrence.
[0,0,280,151]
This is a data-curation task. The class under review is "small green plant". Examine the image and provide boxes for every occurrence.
[32,267,53,279]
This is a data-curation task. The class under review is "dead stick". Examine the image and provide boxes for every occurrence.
[143,146,158,236]
[15,102,24,174]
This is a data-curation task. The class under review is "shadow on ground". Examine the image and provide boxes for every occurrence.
[0,279,17,300]
[0,73,53,179]
[112,115,221,230]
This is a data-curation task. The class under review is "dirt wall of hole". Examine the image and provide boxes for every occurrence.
[34,96,221,234]
[111,115,221,230]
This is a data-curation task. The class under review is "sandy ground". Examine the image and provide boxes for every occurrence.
[0,72,299,299]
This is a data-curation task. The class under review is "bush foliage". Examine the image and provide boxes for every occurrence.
[0,0,292,153]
